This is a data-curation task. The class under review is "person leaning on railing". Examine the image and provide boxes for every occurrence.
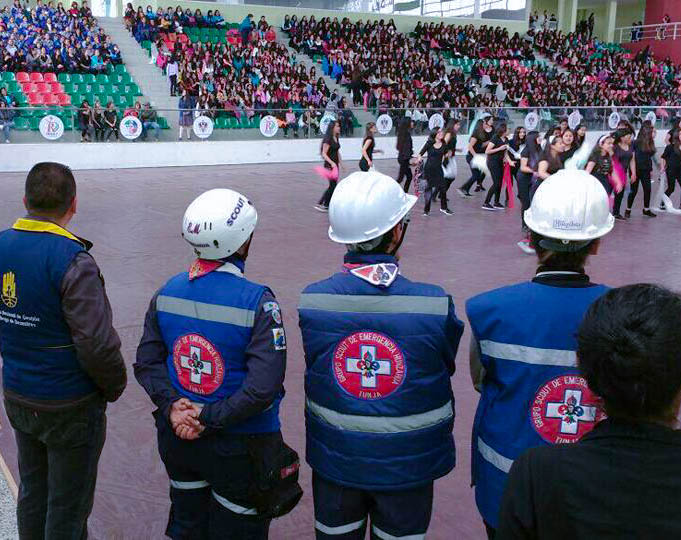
[0,101,16,144]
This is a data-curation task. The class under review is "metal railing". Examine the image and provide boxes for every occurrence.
[2,105,679,144]
[615,21,680,45]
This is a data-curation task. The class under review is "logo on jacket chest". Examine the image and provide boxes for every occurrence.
[332,331,406,400]
[531,374,606,444]
[172,334,225,395]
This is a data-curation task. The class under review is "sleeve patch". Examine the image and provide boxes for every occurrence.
[263,301,282,324]
[272,328,287,350]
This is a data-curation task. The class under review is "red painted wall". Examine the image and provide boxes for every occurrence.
[644,0,681,26]
[626,39,681,64]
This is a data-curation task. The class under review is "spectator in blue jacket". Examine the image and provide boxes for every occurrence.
[239,13,253,45]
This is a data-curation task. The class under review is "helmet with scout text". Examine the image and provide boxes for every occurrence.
[181,189,257,260]
[328,171,417,247]
[524,170,614,251]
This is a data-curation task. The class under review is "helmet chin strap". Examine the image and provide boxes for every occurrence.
[388,216,410,257]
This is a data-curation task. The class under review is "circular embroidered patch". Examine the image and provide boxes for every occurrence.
[530,374,606,444]
[332,331,406,400]
[172,333,225,395]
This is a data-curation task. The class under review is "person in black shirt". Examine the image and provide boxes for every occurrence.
[482,123,514,211]
[395,118,414,192]
[559,129,578,163]
[315,121,342,212]
[417,128,453,216]
[586,134,615,195]
[516,131,542,253]
[626,124,657,217]
[662,129,681,207]
[499,284,681,540]
[359,122,381,172]
[459,113,493,197]
[612,129,635,219]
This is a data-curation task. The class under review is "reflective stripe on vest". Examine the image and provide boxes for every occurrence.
[477,436,513,474]
[480,340,577,367]
[169,479,209,490]
[299,293,449,316]
[315,519,366,535]
[372,525,426,540]
[306,398,453,434]
[156,295,255,327]
[211,491,258,515]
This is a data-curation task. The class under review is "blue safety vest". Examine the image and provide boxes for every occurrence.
[0,218,97,401]
[299,253,463,491]
[156,261,281,434]
[466,274,609,528]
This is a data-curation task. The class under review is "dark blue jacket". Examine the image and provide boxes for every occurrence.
[299,253,464,490]
[467,272,609,528]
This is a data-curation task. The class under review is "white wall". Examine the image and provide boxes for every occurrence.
[0,131,668,173]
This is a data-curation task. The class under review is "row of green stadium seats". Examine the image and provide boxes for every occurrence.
[12,114,170,130]
[62,82,141,95]
[58,72,133,85]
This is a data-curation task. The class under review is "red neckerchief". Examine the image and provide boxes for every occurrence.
[188,259,224,281]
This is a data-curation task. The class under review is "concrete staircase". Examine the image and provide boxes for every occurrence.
[97,16,179,131]
[275,29,375,128]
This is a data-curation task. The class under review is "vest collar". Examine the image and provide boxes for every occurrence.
[13,217,91,250]
[533,267,591,287]
[188,255,245,281]
[343,252,399,288]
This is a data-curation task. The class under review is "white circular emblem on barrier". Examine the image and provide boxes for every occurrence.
[39,114,64,140]
[376,114,393,135]
[531,374,606,444]
[568,111,582,130]
[319,114,336,136]
[193,115,214,139]
[332,331,406,400]
[120,115,142,140]
[428,113,444,131]
[608,111,621,130]
[524,112,539,131]
[645,111,657,125]
[259,115,279,137]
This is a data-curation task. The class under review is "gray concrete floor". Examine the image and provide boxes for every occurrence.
[0,467,17,540]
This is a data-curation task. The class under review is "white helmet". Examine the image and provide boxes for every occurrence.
[524,170,614,250]
[182,189,257,260]
[328,171,417,245]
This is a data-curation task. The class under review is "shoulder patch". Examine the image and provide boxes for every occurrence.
[263,301,282,324]
[272,328,286,350]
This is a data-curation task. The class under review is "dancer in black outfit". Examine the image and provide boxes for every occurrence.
[662,129,681,208]
[612,128,636,220]
[459,113,493,197]
[586,134,616,195]
[439,118,461,200]
[533,136,565,200]
[418,128,453,216]
[359,122,381,171]
[396,118,414,192]
[560,129,578,163]
[505,126,525,206]
[516,131,542,253]
[626,124,657,217]
[482,123,515,211]
[315,121,342,212]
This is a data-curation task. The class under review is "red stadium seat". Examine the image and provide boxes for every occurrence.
[27,93,44,105]
[29,72,43,82]
[57,93,71,105]
[43,73,57,83]
[49,82,64,93]
[35,82,50,93]
[42,93,59,105]
[16,72,29,83]
[22,82,38,93]
[177,34,188,43]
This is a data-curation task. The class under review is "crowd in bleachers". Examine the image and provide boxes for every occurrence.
[0,0,121,74]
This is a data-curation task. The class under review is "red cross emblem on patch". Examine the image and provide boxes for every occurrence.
[530,374,606,444]
[172,334,225,395]
[332,331,406,400]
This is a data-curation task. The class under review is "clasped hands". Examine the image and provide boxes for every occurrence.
[170,398,205,440]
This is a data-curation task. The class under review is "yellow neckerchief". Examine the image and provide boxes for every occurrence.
[12,218,87,248]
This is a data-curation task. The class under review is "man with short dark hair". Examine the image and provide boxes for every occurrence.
[0,162,127,539]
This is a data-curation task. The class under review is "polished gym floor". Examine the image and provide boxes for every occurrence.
[0,159,679,539]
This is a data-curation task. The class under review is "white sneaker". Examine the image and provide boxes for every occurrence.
[4,139,9,143]
[314,204,328,213]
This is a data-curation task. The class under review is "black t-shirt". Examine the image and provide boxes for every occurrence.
[590,153,613,179]
[471,129,490,154]
[487,135,506,168]
[662,144,681,173]
[614,144,633,173]
[324,137,340,169]
[633,141,656,171]
[361,136,375,162]
[560,145,577,163]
